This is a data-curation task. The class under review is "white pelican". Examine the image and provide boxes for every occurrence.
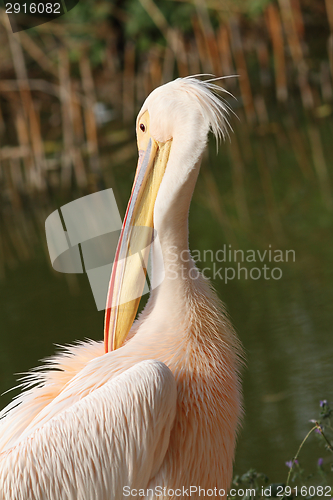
[0,77,242,500]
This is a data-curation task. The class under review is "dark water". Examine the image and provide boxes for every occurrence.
[0,114,333,486]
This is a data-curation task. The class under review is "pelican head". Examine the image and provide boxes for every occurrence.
[105,77,231,352]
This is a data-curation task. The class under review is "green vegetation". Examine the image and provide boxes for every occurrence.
[230,401,333,499]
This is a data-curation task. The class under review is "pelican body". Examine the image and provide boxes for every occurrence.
[0,77,242,500]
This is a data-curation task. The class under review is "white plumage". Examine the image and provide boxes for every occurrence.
[0,361,176,499]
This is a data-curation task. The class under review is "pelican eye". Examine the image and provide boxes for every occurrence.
[140,123,146,132]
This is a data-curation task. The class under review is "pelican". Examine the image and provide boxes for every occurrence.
[0,77,242,500]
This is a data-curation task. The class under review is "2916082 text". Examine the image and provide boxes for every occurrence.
[270,486,332,497]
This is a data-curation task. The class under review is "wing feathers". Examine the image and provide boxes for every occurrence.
[0,360,177,500]
[0,340,104,453]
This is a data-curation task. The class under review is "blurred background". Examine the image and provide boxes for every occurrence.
[0,0,333,484]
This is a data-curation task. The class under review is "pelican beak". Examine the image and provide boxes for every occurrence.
[104,111,172,352]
